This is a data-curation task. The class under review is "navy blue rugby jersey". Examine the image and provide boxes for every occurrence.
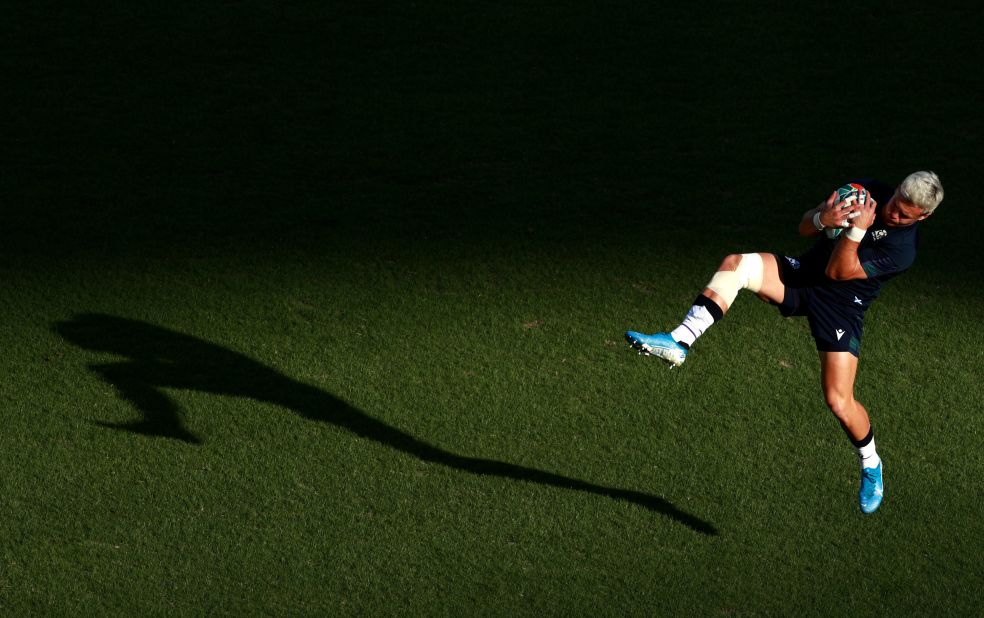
[792,178,919,310]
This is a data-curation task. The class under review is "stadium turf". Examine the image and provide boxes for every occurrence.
[2,2,982,615]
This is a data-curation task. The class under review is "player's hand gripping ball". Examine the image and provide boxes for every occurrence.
[826,183,868,239]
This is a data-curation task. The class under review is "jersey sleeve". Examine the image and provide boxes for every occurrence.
[859,244,914,278]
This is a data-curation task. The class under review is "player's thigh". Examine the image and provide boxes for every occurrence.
[819,350,859,402]
[754,252,785,305]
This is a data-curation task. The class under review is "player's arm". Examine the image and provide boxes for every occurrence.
[799,204,826,237]
[825,195,878,281]
[825,237,868,281]
[800,191,856,238]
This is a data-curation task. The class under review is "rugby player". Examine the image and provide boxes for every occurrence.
[625,171,944,514]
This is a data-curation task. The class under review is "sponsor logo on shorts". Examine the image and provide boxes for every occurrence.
[785,256,801,269]
[853,296,863,305]
[835,329,846,340]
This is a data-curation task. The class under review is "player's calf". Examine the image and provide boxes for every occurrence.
[669,252,765,348]
[626,253,768,362]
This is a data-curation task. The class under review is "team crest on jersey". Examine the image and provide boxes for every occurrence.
[785,256,801,269]
[872,229,887,241]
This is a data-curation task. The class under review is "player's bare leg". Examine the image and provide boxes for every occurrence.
[819,351,870,439]
[820,351,884,513]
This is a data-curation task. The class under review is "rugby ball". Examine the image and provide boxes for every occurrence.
[826,183,868,239]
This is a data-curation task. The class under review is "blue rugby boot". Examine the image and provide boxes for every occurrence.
[625,331,687,367]
[859,462,884,514]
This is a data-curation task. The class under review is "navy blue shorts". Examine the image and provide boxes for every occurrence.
[774,255,864,356]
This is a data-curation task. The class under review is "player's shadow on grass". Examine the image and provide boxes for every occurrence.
[55,313,717,536]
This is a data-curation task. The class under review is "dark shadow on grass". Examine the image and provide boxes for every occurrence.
[55,313,717,535]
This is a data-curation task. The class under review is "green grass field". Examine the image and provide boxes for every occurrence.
[3,2,984,615]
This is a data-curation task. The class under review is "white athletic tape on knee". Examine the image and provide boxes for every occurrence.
[707,271,741,306]
[739,252,764,293]
[706,253,764,306]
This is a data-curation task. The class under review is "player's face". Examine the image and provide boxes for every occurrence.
[882,189,929,227]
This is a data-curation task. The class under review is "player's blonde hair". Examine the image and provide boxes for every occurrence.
[899,171,944,213]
